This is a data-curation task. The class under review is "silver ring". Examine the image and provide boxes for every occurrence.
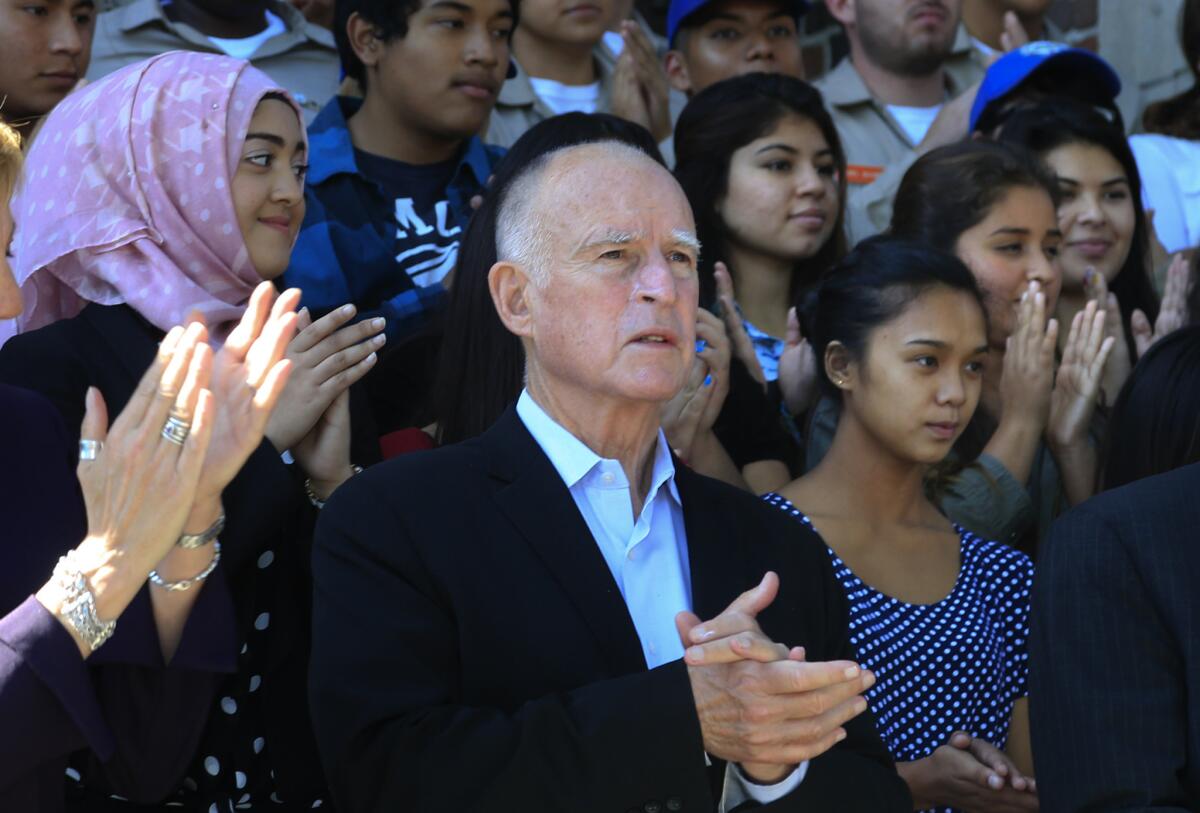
[78,439,102,461]
[161,415,190,446]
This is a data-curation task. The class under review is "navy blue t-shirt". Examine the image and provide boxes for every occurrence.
[352,148,461,299]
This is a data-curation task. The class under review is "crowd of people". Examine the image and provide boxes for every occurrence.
[0,0,1198,811]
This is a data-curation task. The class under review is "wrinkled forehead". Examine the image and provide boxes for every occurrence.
[537,152,696,244]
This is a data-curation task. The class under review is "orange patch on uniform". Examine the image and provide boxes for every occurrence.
[846,165,885,185]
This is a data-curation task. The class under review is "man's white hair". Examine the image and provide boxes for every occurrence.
[494,141,663,286]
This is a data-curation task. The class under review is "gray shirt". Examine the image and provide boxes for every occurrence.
[86,0,339,123]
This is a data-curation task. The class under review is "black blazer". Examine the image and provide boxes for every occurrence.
[310,407,910,812]
[1030,462,1200,810]
[0,304,331,806]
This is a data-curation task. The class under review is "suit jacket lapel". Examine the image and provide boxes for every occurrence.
[676,464,751,624]
[483,408,648,675]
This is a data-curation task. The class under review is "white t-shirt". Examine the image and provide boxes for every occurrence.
[206,10,286,60]
[1130,133,1200,254]
[528,77,602,115]
[886,103,942,146]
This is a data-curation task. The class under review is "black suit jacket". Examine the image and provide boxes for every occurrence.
[310,407,910,813]
[1030,462,1200,810]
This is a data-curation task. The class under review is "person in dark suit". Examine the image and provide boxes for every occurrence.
[1030,461,1200,809]
[310,140,911,812]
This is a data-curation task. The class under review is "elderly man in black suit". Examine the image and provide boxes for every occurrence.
[1030,462,1200,809]
[309,141,911,812]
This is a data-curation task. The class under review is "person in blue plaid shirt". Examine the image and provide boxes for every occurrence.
[282,0,515,427]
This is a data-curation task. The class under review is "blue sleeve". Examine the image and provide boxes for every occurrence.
[998,545,1034,703]
[281,206,355,314]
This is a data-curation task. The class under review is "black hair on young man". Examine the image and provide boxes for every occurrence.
[334,0,520,90]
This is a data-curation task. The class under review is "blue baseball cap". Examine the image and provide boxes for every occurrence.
[969,41,1121,132]
[667,0,810,47]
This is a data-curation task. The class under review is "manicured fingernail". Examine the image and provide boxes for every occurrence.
[691,626,713,641]
[372,317,385,329]
[373,334,386,347]
[341,304,354,315]
[863,672,876,689]
[686,646,704,663]
[703,374,713,387]
[365,352,377,364]
[843,666,859,680]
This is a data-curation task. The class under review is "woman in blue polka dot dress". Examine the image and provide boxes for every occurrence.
[765,237,1054,812]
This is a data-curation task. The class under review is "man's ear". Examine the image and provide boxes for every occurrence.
[489,260,535,339]
[824,340,856,392]
[346,12,384,71]
[823,0,855,28]
[664,50,693,95]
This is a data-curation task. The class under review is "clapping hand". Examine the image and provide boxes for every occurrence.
[778,307,818,416]
[187,282,298,526]
[1046,300,1114,506]
[1047,300,1115,452]
[1082,268,1132,400]
[265,302,384,469]
[713,262,767,387]
[901,732,1038,811]
[1132,253,1190,357]
[662,310,731,460]
[997,283,1057,430]
[675,573,873,784]
[39,324,216,655]
[609,21,671,142]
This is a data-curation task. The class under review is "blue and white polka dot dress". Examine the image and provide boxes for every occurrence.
[765,494,1034,813]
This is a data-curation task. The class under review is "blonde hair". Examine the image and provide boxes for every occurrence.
[0,121,21,197]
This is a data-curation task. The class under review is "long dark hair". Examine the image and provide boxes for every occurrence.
[1143,0,1200,138]
[998,100,1159,360]
[891,139,1059,252]
[431,113,664,446]
[674,72,847,310]
[890,140,1056,466]
[803,236,987,402]
[1101,325,1200,490]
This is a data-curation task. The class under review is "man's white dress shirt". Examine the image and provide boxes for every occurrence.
[516,391,807,809]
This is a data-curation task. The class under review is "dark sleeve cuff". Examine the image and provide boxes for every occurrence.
[89,566,238,674]
[0,596,115,760]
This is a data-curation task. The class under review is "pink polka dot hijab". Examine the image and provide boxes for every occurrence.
[2,51,304,343]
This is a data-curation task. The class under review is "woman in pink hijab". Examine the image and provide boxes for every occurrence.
[0,51,380,810]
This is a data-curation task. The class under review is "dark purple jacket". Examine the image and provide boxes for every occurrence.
[0,380,238,811]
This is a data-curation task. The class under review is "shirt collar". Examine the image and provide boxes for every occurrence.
[306,95,493,189]
[516,390,681,505]
[497,51,614,110]
[121,0,330,49]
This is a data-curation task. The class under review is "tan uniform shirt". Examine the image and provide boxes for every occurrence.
[86,0,339,123]
[813,27,984,241]
[485,50,615,148]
